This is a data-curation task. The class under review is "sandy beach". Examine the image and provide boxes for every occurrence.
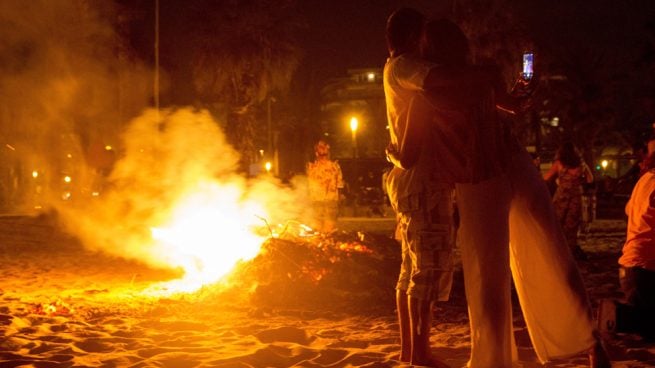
[0,214,653,368]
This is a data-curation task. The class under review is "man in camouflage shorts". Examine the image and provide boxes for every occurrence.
[383,8,455,366]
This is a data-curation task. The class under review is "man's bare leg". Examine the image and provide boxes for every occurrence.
[396,290,411,362]
[409,296,450,367]
[589,333,611,368]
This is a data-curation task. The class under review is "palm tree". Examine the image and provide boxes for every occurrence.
[188,0,303,167]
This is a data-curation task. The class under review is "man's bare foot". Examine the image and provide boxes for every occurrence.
[411,355,450,368]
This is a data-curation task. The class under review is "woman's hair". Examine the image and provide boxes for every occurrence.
[556,141,582,168]
[386,7,425,55]
[421,18,470,66]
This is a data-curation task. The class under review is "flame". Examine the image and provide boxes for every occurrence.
[149,181,269,293]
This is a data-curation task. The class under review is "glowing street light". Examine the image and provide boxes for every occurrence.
[350,116,359,133]
[350,116,359,158]
[601,160,609,169]
[264,161,272,174]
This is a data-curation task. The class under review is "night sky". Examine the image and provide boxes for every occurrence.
[293,1,452,82]
[119,0,655,106]
[273,0,655,85]
[120,0,455,98]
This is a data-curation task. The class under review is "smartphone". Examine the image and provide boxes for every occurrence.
[522,52,534,80]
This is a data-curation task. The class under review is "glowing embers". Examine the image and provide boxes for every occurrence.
[32,299,75,316]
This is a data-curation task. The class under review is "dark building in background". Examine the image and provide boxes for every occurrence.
[319,68,386,160]
[318,68,391,211]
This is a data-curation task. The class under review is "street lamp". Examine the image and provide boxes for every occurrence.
[349,116,359,158]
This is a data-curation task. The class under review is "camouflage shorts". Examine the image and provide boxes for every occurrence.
[395,189,454,301]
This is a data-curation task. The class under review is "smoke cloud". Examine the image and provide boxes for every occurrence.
[0,1,312,279]
[0,0,150,211]
[57,108,311,274]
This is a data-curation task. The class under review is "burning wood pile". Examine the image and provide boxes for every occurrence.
[222,226,401,313]
[37,109,403,314]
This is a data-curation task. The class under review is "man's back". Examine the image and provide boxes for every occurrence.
[383,53,433,149]
[383,54,451,212]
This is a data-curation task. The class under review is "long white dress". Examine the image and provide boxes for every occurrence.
[507,148,596,363]
[457,148,596,367]
[456,173,515,367]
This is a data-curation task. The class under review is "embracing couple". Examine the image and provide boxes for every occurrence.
[383,7,610,368]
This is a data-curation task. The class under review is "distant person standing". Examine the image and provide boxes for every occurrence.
[306,140,344,233]
[543,141,594,260]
